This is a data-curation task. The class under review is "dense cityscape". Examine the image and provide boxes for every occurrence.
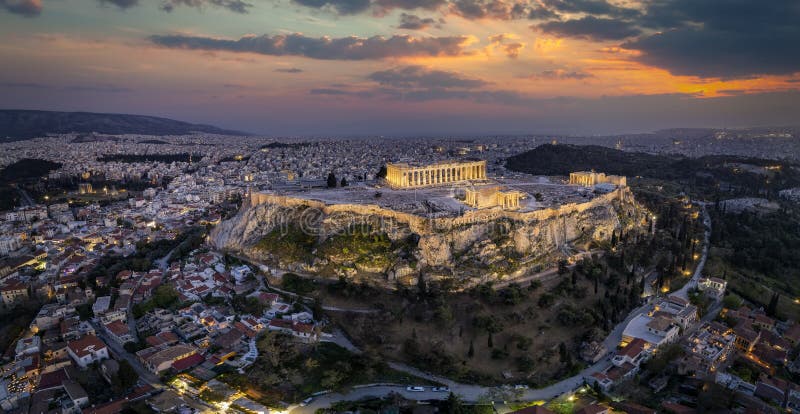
[2,0,800,412]
[0,127,799,414]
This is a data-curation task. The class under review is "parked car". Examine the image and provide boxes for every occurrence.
[432,387,450,392]
[406,386,425,392]
[300,397,313,406]
[514,384,529,390]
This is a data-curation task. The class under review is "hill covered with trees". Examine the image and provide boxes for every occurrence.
[0,109,248,141]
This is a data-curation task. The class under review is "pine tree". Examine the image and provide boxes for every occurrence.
[767,292,780,317]
[340,177,348,187]
[487,333,493,348]
[467,340,474,358]
[327,172,337,188]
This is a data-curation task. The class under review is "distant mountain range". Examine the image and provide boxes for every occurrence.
[0,110,248,141]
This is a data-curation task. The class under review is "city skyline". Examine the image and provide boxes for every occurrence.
[1,0,799,135]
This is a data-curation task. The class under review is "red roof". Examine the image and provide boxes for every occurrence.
[619,338,647,359]
[234,321,257,338]
[576,405,609,414]
[105,320,130,336]
[38,368,69,390]
[269,318,293,329]
[258,292,279,303]
[171,353,205,372]
[293,322,314,334]
[67,335,106,358]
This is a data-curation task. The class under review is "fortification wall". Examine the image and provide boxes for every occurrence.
[247,187,631,231]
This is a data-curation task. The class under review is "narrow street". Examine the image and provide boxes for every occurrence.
[91,320,162,388]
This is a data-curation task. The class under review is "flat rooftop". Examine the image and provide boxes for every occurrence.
[263,176,607,217]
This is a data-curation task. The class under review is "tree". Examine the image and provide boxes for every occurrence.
[441,392,465,414]
[767,292,780,317]
[487,332,494,348]
[417,273,427,297]
[467,340,474,358]
[558,259,568,275]
[312,298,324,320]
[376,165,387,179]
[76,303,93,321]
[722,294,743,310]
[113,360,139,392]
[340,177,348,187]
[327,172,337,188]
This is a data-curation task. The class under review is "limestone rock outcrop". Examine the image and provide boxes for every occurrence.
[211,187,645,286]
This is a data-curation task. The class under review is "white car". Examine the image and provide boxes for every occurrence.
[514,384,529,390]
[432,387,450,392]
[406,386,425,392]
[300,397,313,406]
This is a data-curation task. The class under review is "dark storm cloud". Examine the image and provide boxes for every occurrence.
[376,0,446,11]
[161,0,253,13]
[537,16,641,40]
[98,0,139,9]
[531,69,593,80]
[292,0,445,15]
[292,0,369,14]
[540,0,638,19]
[0,0,41,16]
[487,34,523,58]
[150,33,474,60]
[368,65,488,89]
[449,0,527,20]
[622,0,800,78]
[309,65,554,106]
[397,13,441,30]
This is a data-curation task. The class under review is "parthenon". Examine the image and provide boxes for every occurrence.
[385,160,487,188]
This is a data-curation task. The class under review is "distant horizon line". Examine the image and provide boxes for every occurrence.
[2,107,799,139]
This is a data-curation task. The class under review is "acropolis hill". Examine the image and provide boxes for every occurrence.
[211,162,648,287]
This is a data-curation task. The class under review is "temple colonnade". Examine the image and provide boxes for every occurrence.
[386,160,487,188]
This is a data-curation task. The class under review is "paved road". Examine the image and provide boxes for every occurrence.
[290,385,454,414]
[14,185,35,207]
[673,204,711,301]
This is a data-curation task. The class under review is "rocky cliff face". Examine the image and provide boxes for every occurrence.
[211,188,646,286]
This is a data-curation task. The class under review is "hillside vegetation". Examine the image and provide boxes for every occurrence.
[506,144,800,198]
[0,109,247,140]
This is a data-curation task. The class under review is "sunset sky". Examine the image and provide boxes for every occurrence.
[1,0,799,135]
